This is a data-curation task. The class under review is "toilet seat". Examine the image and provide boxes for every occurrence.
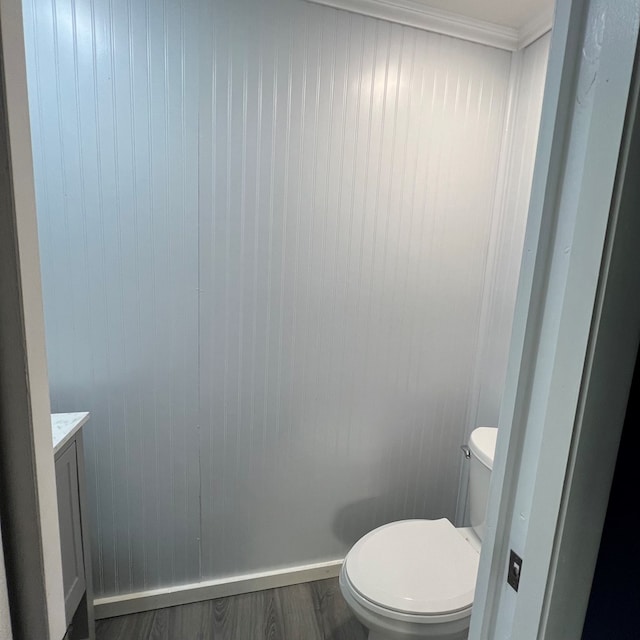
[341,566,473,628]
[343,518,479,618]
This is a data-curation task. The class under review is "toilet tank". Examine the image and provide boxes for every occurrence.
[468,427,498,542]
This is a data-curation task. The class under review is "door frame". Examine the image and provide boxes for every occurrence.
[470,1,640,638]
[0,0,66,638]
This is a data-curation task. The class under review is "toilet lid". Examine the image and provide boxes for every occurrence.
[344,518,479,615]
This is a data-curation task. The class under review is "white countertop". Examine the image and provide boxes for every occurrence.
[52,412,90,455]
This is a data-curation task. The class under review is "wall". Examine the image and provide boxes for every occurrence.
[454,32,550,524]
[195,1,512,583]
[24,0,527,598]
[470,33,550,432]
[24,0,201,596]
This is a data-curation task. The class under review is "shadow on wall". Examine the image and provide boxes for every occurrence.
[333,497,389,546]
[200,386,465,576]
[330,403,459,548]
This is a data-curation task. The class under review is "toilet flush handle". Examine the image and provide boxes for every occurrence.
[460,444,471,459]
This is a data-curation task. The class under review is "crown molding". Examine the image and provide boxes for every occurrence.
[518,6,555,49]
[305,1,553,52]
[306,0,520,50]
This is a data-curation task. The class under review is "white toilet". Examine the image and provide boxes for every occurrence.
[340,427,498,640]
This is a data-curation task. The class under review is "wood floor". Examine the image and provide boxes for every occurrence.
[96,578,367,640]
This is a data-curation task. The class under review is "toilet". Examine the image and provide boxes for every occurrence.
[340,427,498,640]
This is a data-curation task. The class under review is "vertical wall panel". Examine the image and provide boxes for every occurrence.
[24,0,523,597]
[23,0,202,596]
[472,33,551,431]
[454,33,550,524]
[197,0,512,579]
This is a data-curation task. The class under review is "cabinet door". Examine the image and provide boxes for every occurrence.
[55,442,86,623]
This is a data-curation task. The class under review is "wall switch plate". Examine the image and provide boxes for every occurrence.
[507,550,523,591]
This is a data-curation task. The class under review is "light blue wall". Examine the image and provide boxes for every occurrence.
[24,0,201,594]
[24,0,515,597]
[472,33,551,432]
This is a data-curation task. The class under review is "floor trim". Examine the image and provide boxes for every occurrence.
[93,559,344,619]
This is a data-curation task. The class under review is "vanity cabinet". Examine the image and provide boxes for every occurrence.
[56,440,86,621]
[53,414,95,640]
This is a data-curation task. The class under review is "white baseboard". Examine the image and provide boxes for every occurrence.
[93,559,344,619]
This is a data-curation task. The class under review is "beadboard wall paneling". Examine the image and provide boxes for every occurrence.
[23,0,202,596]
[472,33,551,431]
[453,32,550,525]
[24,0,517,597]
[196,0,511,578]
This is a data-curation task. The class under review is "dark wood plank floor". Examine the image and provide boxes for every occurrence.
[96,578,367,640]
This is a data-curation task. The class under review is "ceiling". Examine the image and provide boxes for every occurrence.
[414,0,555,30]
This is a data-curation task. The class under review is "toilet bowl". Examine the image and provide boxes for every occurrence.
[340,427,497,640]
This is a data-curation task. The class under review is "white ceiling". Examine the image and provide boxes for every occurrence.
[414,0,555,30]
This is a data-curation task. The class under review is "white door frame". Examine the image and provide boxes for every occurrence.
[0,0,66,638]
[471,1,640,638]
[541,62,640,636]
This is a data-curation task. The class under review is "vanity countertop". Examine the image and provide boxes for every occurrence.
[52,412,90,455]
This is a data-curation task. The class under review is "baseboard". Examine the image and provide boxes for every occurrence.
[93,559,344,619]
